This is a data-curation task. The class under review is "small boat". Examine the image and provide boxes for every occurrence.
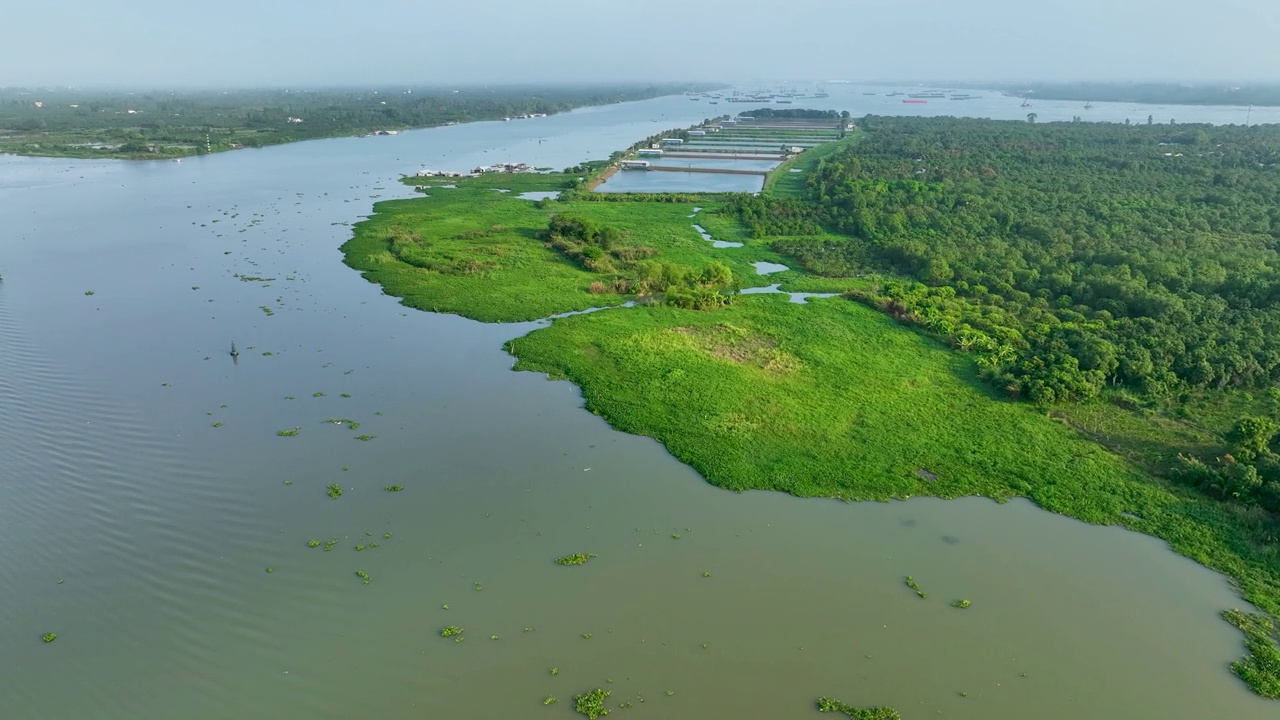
[903,99,928,104]
[1084,102,1094,109]
[230,342,239,358]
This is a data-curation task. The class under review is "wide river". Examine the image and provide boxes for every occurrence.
[2,86,1277,719]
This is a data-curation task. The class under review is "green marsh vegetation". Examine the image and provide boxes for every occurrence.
[353,434,376,441]
[1224,610,1280,696]
[83,290,94,296]
[341,172,793,322]
[276,428,299,437]
[326,484,343,499]
[815,698,900,719]
[384,486,404,492]
[348,118,1280,696]
[904,576,927,599]
[440,625,464,638]
[952,599,972,609]
[573,689,610,719]
[511,285,1280,693]
[42,633,57,644]
[555,552,597,566]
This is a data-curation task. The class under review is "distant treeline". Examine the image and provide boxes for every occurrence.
[741,107,850,120]
[0,83,722,158]
[983,82,1280,107]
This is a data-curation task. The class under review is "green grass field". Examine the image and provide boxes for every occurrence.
[763,133,863,197]
[342,173,798,322]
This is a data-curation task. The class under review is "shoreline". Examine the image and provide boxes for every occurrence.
[0,85,724,162]
[340,118,1280,699]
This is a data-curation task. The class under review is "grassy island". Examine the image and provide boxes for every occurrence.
[343,114,1280,698]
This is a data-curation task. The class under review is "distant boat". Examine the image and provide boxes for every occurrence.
[903,99,928,104]
[230,341,239,357]
[1021,99,1031,107]
[1084,102,1094,109]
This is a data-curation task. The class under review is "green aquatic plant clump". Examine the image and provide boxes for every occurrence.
[1224,609,1280,698]
[905,576,927,599]
[440,625,464,638]
[573,688,611,719]
[816,697,901,719]
[384,485,404,492]
[276,428,300,437]
[555,552,597,566]
[326,483,343,499]
[42,632,57,644]
[952,599,972,609]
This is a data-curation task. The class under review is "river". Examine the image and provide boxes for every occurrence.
[1,88,1275,719]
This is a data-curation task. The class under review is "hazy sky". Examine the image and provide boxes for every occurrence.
[6,0,1279,87]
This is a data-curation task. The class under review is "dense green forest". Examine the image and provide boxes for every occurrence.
[737,107,851,121]
[0,84,718,159]
[543,214,736,309]
[980,81,1280,107]
[732,116,1280,513]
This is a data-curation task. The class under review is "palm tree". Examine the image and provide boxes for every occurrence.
[1026,112,1038,124]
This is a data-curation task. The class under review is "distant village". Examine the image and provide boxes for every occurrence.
[415,162,537,178]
